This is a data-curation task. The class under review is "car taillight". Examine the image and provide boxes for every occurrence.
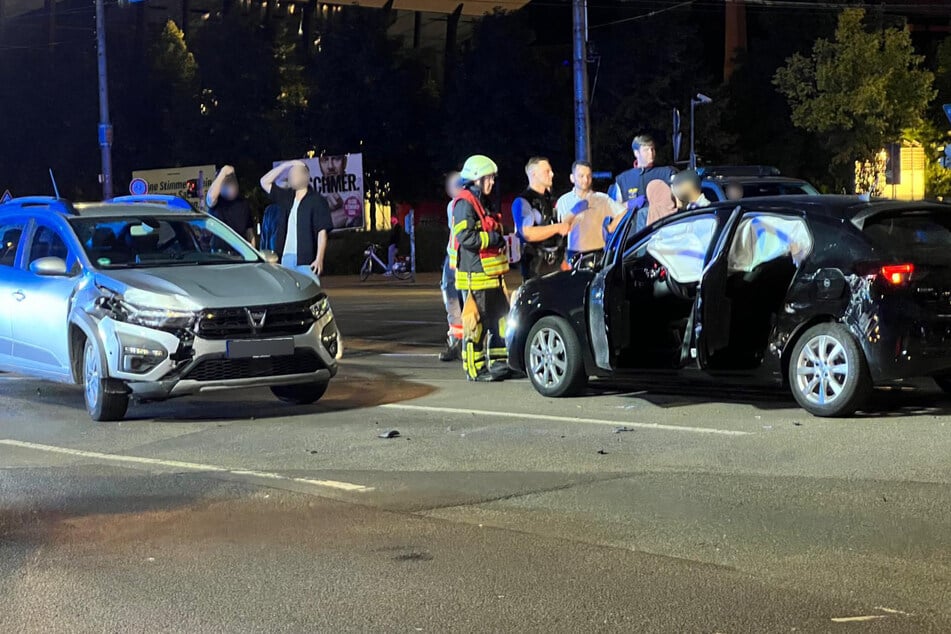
[880,264,914,285]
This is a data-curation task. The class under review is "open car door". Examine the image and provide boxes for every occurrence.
[692,208,814,368]
[588,210,634,372]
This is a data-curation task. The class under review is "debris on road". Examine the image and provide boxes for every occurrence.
[378,430,401,439]
[597,449,608,455]
[614,426,635,434]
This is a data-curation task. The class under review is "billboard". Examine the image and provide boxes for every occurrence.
[131,165,216,211]
[273,154,364,230]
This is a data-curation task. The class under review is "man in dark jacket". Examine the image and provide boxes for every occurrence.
[611,134,677,232]
[452,155,510,382]
[259,160,333,280]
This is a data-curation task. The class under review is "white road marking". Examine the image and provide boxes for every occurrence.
[380,404,751,436]
[874,607,914,616]
[830,615,888,623]
[0,439,373,492]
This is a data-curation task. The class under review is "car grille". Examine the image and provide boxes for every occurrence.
[183,350,323,382]
[196,299,316,339]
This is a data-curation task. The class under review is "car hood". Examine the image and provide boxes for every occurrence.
[95,263,320,310]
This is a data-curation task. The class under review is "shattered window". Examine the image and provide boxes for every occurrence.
[727,214,813,273]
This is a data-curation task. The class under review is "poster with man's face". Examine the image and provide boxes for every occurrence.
[273,154,365,230]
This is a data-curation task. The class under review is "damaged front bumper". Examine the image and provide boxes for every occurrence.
[95,311,340,400]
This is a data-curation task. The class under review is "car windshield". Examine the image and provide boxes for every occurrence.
[863,211,951,265]
[741,181,818,197]
[70,215,259,269]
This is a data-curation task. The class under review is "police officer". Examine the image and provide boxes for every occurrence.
[611,135,677,232]
[511,157,569,281]
[452,155,511,382]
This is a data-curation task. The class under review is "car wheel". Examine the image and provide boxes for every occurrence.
[788,323,871,417]
[271,381,329,405]
[525,316,586,397]
[83,339,129,422]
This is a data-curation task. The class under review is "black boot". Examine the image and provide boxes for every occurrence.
[439,337,461,362]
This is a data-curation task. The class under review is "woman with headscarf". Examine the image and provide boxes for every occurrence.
[645,180,678,226]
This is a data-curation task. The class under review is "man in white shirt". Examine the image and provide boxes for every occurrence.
[556,161,625,264]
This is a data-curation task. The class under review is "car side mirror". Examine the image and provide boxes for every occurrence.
[261,250,280,264]
[30,256,69,276]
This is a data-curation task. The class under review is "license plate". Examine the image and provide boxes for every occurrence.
[226,338,295,359]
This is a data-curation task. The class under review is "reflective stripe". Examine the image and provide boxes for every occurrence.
[481,252,509,276]
[456,271,504,291]
[479,232,490,249]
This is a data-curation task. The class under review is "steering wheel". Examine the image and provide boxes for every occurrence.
[661,267,697,301]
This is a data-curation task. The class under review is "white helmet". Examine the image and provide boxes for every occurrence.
[460,155,499,182]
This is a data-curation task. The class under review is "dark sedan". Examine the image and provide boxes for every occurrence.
[506,195,951,417]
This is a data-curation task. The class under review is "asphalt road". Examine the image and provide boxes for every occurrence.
[2,273,951,632]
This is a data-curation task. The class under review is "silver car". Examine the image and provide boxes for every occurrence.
[0,195,340,421]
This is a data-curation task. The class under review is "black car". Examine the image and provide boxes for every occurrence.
[506,195,951,417]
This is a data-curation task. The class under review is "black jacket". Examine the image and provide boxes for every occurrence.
[268,186,334,263]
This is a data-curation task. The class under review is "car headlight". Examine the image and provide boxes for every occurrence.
[119,302,198,330]
[310,296,332,321]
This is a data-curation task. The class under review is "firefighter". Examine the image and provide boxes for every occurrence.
[452,155,510,382]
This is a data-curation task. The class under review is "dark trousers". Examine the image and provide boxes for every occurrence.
[462,287,509,379]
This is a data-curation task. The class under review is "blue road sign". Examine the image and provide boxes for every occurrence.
[0,190,11,204]
[944,104,951,126]
[129,178,149,196]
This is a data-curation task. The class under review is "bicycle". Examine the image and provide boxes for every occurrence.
[359,243,412,281]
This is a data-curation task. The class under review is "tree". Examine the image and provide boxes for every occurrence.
[438,11,572,187]
[774,9,934,188]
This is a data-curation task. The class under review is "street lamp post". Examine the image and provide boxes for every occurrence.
[95,0,113,200]
[689,93,712,171]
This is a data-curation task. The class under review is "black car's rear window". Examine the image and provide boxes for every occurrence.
[863,212,951,264]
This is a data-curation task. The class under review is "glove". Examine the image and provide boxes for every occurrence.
[481,216,498,233]
[626,195,646,211]
[571,199,589,214]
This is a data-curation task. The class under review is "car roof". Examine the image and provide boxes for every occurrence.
[70,203,196,218]
[704,176,812,185]
[0,196,199,220]
[709,195,951,221]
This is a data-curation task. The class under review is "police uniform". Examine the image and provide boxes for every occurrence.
[512,188,562,280]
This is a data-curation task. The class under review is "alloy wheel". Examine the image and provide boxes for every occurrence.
[794,334,850,406]
[529,327,568,389]
[84,341,100,410]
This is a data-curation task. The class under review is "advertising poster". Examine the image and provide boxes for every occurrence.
[273,154,365,230]
[131,165,216,211]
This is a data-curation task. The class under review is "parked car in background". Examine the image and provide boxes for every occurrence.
[699,165,820,202]
[0,195,340,421]
[507,195,951,417]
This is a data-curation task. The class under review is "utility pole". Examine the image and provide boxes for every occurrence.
[571,0,591,162]
[95,0,113,200]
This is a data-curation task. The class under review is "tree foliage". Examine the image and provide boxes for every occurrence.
[774,9,934,179]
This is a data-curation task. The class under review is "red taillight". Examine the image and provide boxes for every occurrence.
[880,264,914,285]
